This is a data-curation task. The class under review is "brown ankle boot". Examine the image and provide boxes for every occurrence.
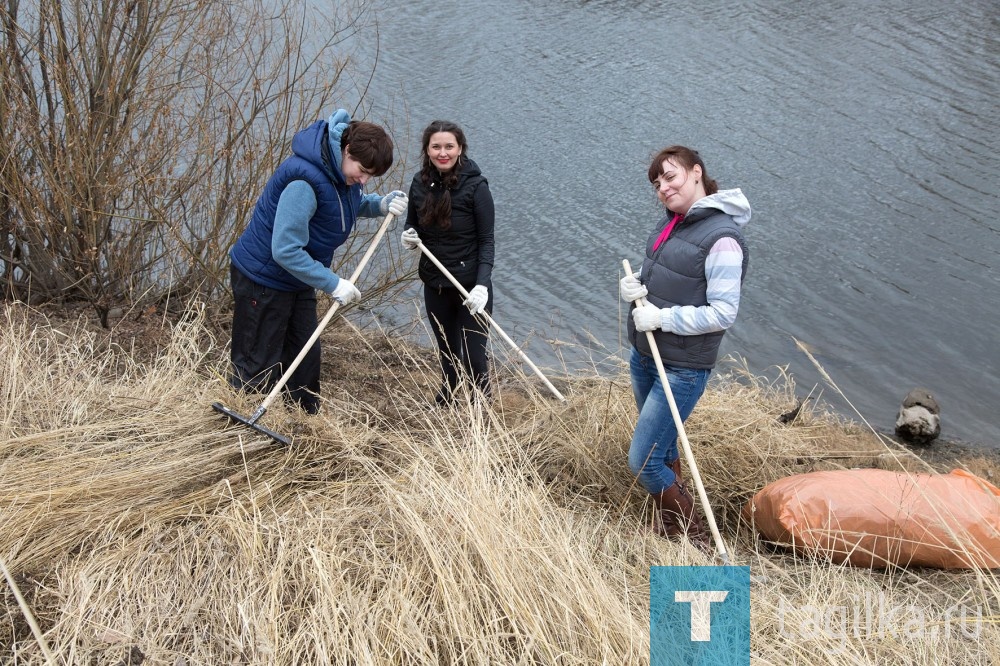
[653,482,711,550]
[651,492,683,538]
[670,457,683,487]
[652,458,687,537]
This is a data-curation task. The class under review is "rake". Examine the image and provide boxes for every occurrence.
[212,212,397,445]
[415,240,566,402]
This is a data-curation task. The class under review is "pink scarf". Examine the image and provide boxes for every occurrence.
[653,213,683,251]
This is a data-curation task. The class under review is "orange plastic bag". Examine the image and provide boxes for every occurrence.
[743,468,1000,568]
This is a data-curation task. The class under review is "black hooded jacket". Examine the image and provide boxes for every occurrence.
[405,158,495,290]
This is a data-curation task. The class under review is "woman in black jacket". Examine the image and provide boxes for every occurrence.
[401,121,496,405]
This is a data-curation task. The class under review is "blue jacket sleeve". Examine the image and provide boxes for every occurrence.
[358,192,383,218]
[271,180,342,293]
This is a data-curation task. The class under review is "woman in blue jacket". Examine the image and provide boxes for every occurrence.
[228,109,407,413]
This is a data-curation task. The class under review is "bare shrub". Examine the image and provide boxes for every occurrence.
[0,0,407,326]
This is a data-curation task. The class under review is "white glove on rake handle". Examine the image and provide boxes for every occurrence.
[331,277,361,305]
[380,190,408,217]
[619,271,647,302]
[400,227,421,251]
[632,303,665,332]
[463,285,489,314]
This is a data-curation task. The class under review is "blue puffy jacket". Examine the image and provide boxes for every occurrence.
[230,117,365,292]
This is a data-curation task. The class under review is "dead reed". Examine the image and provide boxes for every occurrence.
[1,302,997,664]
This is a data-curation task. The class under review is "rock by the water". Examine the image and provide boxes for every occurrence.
[895,388,941,444]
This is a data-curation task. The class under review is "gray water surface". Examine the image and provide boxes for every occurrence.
[357,0,999,448]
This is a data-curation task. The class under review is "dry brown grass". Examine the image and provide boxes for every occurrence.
[1,301,997,664]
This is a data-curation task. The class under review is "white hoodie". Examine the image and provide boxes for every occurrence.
[688,188,752,227]
[660,188,751,336]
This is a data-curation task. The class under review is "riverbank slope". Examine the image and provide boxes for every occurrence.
[1,302,996,664]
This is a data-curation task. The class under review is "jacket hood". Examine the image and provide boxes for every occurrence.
[456,157,482,183]
[288,115,350,188]
[289,120,337,181]
[687,188,751,227]
[326,108,352,179]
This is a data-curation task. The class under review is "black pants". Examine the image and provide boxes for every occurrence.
[228,265,321,413]
[424,282,492,403]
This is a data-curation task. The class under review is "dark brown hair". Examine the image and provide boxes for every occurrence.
[647,145,718,196]
[340,121,394,176]
[417,120,469,230]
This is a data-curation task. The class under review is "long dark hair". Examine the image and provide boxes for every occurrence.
[417,120,469,230]
[647,145,718,196]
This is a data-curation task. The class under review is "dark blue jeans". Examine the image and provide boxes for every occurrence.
[627,347,710,494]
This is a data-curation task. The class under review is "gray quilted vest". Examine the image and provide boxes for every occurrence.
[627,208,749,369]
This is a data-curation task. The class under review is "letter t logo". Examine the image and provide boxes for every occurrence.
[675,590,729,641]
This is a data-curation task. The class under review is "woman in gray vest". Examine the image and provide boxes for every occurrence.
[619,145,750,547]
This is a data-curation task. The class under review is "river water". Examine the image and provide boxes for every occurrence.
[352,0,999,448]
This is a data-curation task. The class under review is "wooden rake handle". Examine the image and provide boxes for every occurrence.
[416,241,566,402]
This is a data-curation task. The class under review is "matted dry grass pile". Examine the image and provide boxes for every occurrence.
[1,301,997,665]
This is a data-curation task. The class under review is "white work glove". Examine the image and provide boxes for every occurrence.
[400,227,421,251]
[463,285,489,314]
[619,271,647,303]
[632,303,664,332]
[380,190,408,217]
[331,277,361,305]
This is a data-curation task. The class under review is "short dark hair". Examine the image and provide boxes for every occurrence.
[340,121,394,176]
